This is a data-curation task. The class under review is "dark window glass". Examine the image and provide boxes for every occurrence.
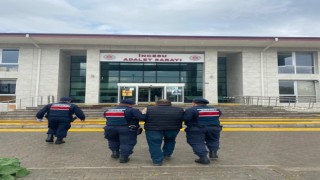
[218,57,227,102]
[71,63,80,69]
[108,71,119,76]
[100,83,117,89]
[0,80,16,94]
[71,70,86,77]
[71,77,86,82]
[279,80,294,95]
[157,77,180,83]
[184,82,203,99]
[2,49,19,63]
[144,63,156,70]
[144,77,156,82]
[120,71,143,76]
[121,63,143,71]
[157,71,179,77]
[120,76,143,83]
[157,64,179,71]
[278,52,292,66]
[296,52,313,66]
[100,89,118,103]
[70,56,86,103]
[181,63,200,71]
[144,71,156,76]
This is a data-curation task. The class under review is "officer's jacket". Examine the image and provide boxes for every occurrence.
[36,102,85,121]
[184,105,222,126]
[104,106,146,126]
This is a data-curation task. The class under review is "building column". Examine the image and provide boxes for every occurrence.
[204,49,218,104]
[85,48,100,104]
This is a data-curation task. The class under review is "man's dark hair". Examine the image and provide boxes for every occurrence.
[156,99,172,106]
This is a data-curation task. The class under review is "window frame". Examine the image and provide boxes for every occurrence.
[0,49,19,64]
[279,80,316,103]
[278,51,315,74]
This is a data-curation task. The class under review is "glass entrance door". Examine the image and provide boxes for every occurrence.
[150,88,163,102]
[166,86,183,102]
[117,83,184,104]
[138,87,163,103]
[119,86,136,102]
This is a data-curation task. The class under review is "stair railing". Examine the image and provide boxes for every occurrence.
[0,95,55,112]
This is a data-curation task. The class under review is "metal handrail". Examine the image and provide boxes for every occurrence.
[0,95,55,112]
[225,96,320,110]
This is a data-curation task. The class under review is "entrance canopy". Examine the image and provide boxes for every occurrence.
[117,83,185,104]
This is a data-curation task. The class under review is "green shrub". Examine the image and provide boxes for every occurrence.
[0,158,30,180]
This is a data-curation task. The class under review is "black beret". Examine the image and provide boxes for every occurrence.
[60,97,72,101]
[121,99,135,105]
[192,98,209,104]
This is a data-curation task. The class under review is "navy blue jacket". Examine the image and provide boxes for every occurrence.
[184,105,222,126]
[104,106,146,126]
[36,102,86,121]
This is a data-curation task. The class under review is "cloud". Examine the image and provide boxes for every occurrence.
[0,0,319,36]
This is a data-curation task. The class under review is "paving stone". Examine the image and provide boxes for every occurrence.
[1,132,320,179]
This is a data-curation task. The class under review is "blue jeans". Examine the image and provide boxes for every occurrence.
[145,130,180,164]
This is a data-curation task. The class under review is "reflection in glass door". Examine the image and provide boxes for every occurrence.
[138,88,148,102]
[150,88,163,102]
[119,86,136,102]
[138,87,163,103]
[166,86,183,102]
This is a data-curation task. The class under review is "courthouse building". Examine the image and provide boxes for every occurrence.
[0,33,320,109]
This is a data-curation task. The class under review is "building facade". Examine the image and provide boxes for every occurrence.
[0,33,320,109]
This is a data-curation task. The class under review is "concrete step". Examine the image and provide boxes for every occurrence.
[1,119,320,129]
[2,104,318,120]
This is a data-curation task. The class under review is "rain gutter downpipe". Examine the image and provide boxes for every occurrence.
[26,34,41,107]
[260,37,278,97]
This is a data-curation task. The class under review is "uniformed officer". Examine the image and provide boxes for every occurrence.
[104,99,146,163]
[36,97,86,144]
[183,98,222,165]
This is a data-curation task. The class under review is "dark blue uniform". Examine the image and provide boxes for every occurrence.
[184,105,222,159]
[104,105,146,162]
[36,102,85,139]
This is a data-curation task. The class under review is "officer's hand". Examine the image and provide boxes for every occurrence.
[142,108,147,114]
[37,119,43,122]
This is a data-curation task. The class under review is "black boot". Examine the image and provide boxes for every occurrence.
[45,134,54,142]
[111,151,119,159]
[209,150,218,159]
[195,156,210,165]
[55,138,65,144]
[119,156,130,163]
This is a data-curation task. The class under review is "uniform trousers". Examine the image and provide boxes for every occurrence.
[185,126,222,157]
[104,126,138,157]
[47,119,71,138]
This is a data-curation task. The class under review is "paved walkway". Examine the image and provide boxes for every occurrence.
[1,131,320,179]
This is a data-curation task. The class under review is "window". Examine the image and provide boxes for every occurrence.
[279,80,315,103]
[278,52,314,74]
[69,56,86,103]
[0,80,16,102]
[0,49,19,72]
[99,62,203,103]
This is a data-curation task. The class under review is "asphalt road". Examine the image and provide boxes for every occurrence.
[1,131,320,179]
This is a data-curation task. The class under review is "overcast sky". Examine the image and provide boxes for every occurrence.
[0,0,319,37]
